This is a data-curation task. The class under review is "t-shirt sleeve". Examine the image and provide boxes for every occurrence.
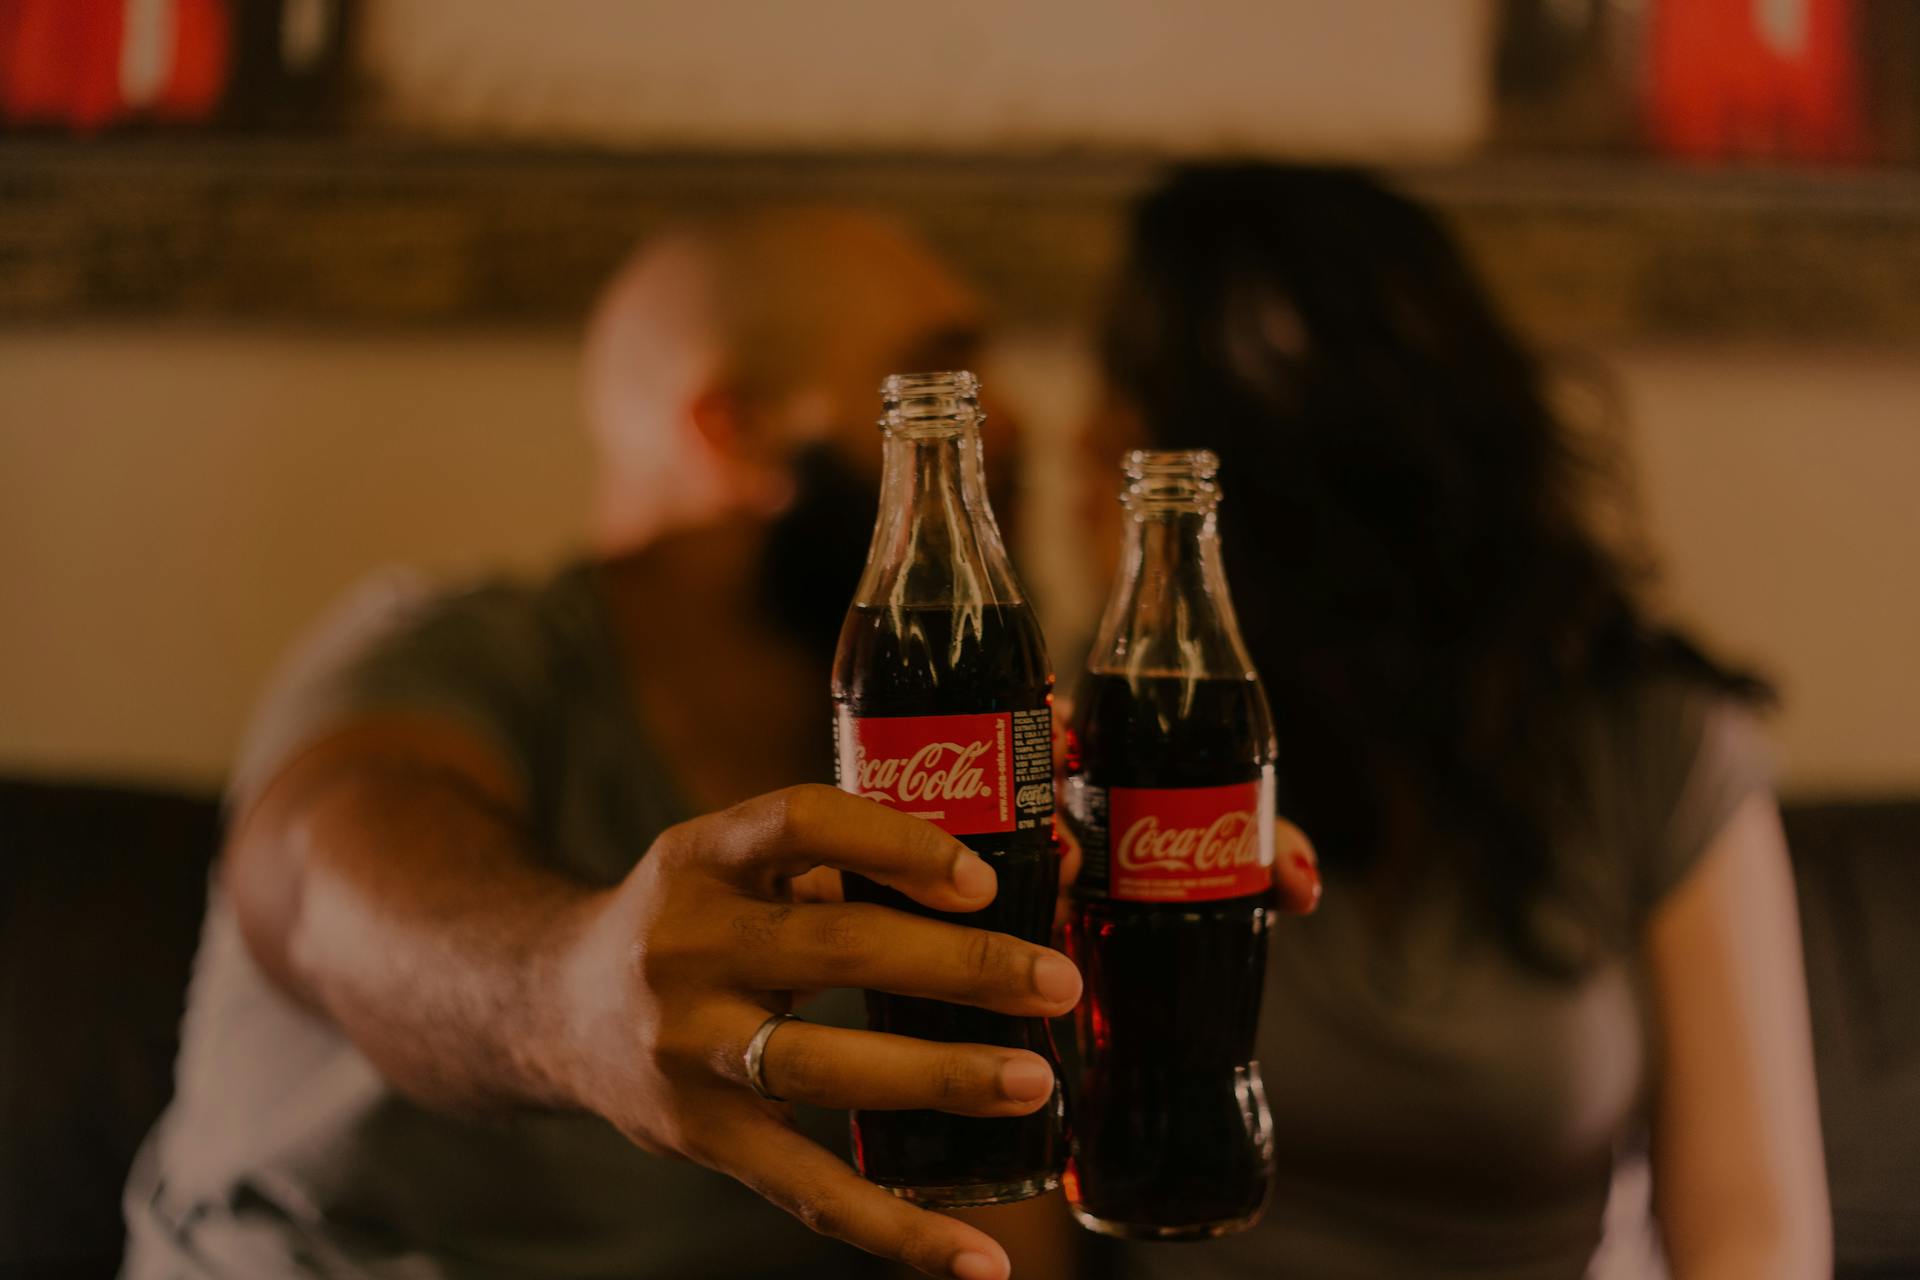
[227,568,551,815]
[1629,679,1777,922]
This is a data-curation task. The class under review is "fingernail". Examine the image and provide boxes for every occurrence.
[999,1055,1053,1102]
[1032,952,1082,1004]
[951,1252,1001,1280]
[952,853,996,900]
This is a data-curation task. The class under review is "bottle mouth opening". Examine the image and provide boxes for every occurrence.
[1123,448,1219,480]
[1121,449,1221,512]
[879,370,982,433]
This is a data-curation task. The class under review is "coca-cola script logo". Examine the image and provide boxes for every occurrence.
[1116,809,1260,874]
[1105,778,1273,903]
[836,710,1013,836]
[854,739,993,805]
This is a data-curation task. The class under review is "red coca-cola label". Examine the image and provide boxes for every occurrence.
[836,711,1017,836]
[1106,780,1272,902]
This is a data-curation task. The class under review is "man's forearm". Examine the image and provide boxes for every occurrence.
[230,745,604,1115]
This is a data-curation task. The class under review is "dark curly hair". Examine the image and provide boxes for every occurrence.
[1104,165,1769,974]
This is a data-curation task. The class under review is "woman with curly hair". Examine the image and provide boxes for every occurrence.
[1091,166,1829,1279]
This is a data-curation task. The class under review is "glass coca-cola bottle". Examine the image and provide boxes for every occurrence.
[1062,448,1278,1239]
[831,370,1066,1207]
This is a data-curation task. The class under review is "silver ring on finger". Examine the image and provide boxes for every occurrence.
[744,1011,801,1103]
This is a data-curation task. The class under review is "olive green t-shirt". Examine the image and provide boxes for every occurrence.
[123,564,876,1280]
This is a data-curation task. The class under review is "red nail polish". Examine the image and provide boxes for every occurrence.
[1290,851,1322,906]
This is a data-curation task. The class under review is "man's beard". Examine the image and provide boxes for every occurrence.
[755,444,879,666]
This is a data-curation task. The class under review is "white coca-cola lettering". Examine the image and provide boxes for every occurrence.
[1115,809,1260,874]
[856,739,994,804]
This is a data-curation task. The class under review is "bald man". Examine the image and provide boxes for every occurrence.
[120,212,1066,1280]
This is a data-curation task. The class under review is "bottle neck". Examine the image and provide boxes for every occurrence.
[1091,501,1255,680]
[853,422,1022,609]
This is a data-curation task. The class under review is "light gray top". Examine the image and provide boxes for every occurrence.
[123,563,874,1280]
[1121,675,1773,1280]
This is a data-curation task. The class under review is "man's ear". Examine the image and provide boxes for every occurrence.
[688,384,792,517]
[687,384,746,463]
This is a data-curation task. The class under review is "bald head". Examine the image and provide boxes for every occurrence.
[581,208,984,553]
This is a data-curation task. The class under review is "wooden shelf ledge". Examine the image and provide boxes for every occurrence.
[4,140,1918,342]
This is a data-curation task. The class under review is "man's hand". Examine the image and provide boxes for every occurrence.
[229,719,1078,1280]
[555,784,1082,1280]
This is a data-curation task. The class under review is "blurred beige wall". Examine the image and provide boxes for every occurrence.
[0,328,589,786]
[360,0,1492,156]
[1621,345,1920,796]
[1,328,1916,794]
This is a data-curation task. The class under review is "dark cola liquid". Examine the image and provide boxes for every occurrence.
[833,602,1066,1205]
[1064,670,1276,1238]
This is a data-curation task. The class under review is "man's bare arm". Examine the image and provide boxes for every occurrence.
[225,716,590,1112]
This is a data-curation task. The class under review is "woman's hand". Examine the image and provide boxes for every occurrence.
[555,784,1083,1280]
[1273,815,1322,913]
